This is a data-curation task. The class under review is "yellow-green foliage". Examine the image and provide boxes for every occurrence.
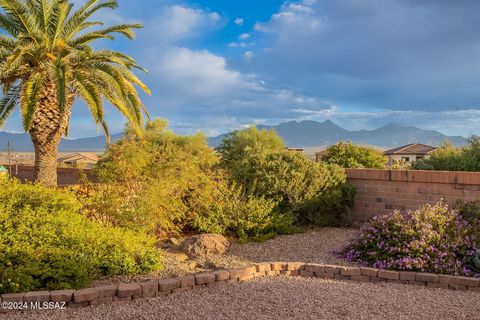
[0,179,161,294]
[216,128,356,227]
[321,141,386,168]
[217,126,285,168]
[225,150,355,226]
[413,139,480,171]
[86,119,277,238]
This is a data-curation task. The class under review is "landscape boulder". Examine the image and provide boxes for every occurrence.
[180,234,229,257]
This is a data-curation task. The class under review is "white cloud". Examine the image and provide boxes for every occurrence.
[228,42,248,48]
[147,5,222,43]
[246,0,480,114]
[244,51,254,59]
[150,47,240,97]
[234,18,244,25]
[239,33,250,40]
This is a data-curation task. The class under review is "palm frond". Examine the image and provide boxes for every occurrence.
[0,0,39,36]
[25,0,53,32]
[20,74,43,130]
[52,60,69,113]
[0,13,21,36]
[48,0,73,46]
[62,0,118,40]
[69,32,113,46]
[0,85,19,127]
[0,35,16,50]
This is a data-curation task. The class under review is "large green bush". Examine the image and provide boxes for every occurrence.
[87,121,355,240]
[85,119,278,239]
[343,202,479,276]
[221,148,355,227]
[321,141,386,168]
[0,178,161,294]
[413,137,480,171]
[217,126,285,169]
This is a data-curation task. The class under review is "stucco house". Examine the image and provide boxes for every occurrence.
[384,143,437,166]
[58,152,99,169]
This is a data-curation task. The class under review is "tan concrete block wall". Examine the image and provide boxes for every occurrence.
[346,169,480,222]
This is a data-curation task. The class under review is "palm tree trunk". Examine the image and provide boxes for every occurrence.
[29,84,73,187]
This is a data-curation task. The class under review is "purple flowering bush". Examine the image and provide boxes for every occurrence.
[343,202,479,276]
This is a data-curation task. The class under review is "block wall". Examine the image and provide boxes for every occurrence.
[346,169,480,222]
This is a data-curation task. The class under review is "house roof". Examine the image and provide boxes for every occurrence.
[384,143,437,156]
[58,152,99,163]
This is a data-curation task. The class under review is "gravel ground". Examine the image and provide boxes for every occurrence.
[5,276,479,320]
[94,227,356,285]
[228,227,357,265]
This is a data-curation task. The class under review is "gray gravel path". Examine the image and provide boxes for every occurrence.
[4,276,478,320]
[228,227,357,265]
[94,227,356,286]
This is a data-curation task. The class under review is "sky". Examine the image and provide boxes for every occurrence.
[4,0,480,138]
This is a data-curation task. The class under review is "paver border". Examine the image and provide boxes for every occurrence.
[2,262,479,312]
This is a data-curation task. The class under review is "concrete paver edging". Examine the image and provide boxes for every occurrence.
[1,262,479,312]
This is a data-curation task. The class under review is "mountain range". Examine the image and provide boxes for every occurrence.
[208,120,467,148]
[0,132,123,152]
[0,120,467,152]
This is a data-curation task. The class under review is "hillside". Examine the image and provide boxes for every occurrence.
[209,120,466,148]
[0,120,467,152]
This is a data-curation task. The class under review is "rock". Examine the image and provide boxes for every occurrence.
[180,234,229,257]
[168,237,181,246]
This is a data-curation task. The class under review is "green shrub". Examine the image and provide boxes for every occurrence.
[86,119,280,238]
[217,126,285,169]
[413,137,480,171]
[321,141,386,168]
[413,141,463,171]
[343,202,479,276]
[456,199,480,236]
[224,150,355,227]
[0,179,161,293]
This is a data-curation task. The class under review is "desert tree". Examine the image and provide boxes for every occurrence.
[0,0,150,186]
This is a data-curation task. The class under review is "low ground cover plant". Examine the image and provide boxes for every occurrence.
[0,178,161,294]
[343,202,479,277]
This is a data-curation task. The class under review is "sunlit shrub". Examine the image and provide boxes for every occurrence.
[0,179,161,293]
[343,202,479,276]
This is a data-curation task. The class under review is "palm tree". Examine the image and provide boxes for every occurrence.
[0,0,150,186]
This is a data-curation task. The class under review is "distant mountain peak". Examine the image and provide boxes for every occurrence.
[210,121,466,148]
[0,120,468,152]
[379,122,403,129]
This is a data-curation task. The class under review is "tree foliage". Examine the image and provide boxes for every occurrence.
[0,0,150,135]
[217,126,285,169]
[413,137,480,171]
[80,119,277,239]
[218,128,356,227]
[321,141,386,168]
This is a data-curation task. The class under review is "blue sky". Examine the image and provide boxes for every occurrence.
[4,0,480,138]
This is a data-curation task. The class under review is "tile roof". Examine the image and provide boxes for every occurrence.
[383,143,437,155]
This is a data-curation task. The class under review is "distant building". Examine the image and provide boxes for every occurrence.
[384,143,437,166]
[314,150,328,162]
[286,148,304,153]
[58,152,99,169]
